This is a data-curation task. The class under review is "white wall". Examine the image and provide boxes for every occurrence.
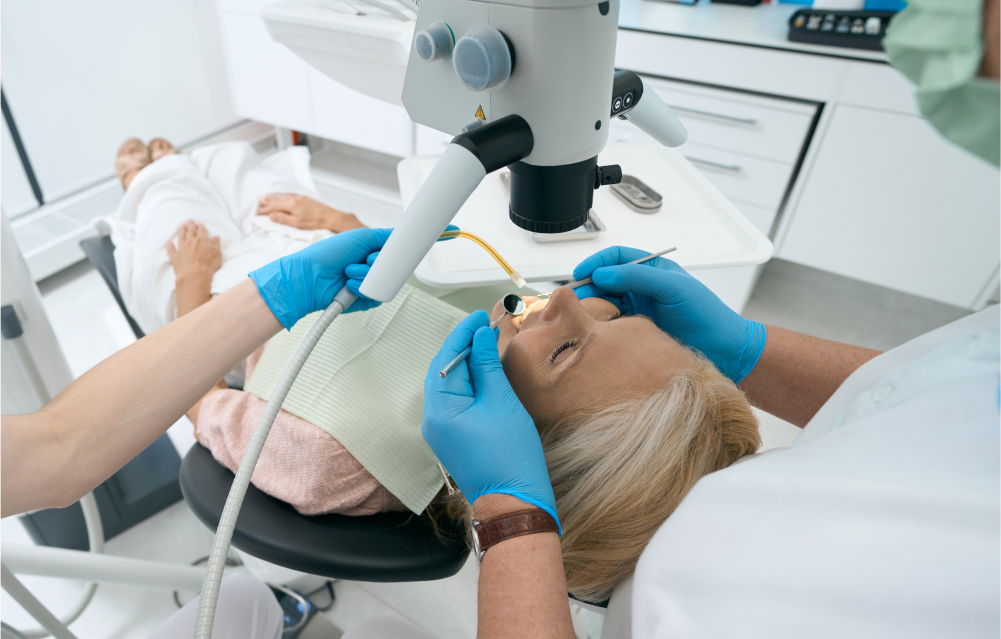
[1,117,38,217]
[1,1,239,203]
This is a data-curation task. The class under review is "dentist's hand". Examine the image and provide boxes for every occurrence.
[423,312,561,533]
[573,246,766,384]
[250,227,392,329]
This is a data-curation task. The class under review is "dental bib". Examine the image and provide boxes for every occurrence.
[244,279,528,513]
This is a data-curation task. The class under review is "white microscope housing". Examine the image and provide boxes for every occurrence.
[359,0,688,302]
[406,0,618,168]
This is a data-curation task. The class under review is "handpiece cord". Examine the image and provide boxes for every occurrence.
[192,286,358,639]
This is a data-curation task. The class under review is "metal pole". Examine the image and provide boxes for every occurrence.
[1,544,212,591]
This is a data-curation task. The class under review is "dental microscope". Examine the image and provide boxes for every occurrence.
[359,0,688,302]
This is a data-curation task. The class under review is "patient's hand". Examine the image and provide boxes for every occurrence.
[257,194,366,233]
[167,221,222,318]
[166,221,222,280]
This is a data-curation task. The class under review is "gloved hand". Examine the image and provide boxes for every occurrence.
[573,246,766,384]
[250,227,392,329]
[342,224,460,282]
[422,311,561,533]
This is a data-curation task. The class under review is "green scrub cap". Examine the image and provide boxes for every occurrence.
[883,0,1001,166]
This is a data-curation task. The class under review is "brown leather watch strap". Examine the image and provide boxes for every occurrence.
[473,509,558,555]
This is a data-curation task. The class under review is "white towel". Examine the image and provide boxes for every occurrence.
[110,142,328,334]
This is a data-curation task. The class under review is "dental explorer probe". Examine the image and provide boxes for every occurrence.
[438,294,527,377]
[439,247,677,378]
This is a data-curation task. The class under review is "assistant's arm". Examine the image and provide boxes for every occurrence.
[738,326,881,427]
[572,247,883,428]
[1,280,280,516]
[1,227,392,517]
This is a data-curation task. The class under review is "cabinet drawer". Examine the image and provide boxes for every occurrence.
[684,145,792,212]
[638,76,817,165]
[609,121,792,211]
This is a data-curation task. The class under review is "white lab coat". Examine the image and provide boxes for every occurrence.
[630,307,1000,638]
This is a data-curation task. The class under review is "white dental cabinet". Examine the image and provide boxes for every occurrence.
[216,0,999,312]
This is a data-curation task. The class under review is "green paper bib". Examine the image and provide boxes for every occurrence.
[245,279,526,513]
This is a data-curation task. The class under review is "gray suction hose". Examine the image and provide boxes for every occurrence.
[193,286,358,638]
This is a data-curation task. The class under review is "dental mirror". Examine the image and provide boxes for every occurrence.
[500,293,527,318]
[439,293,530,378]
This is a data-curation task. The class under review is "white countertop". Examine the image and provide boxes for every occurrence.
[618,0,888,63]
[399,144,773,288]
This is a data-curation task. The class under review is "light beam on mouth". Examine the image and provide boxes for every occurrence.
[511,296,548,332]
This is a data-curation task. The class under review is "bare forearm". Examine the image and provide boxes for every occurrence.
[739,325,882,427]
[175,272,214,318]
[475,495,574,639]
[0,279,282,516]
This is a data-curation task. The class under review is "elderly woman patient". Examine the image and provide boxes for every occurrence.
[166,226,758,604]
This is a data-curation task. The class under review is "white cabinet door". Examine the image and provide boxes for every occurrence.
[734,201,779,238]
[780,105,1000,309]
[309,70,415,158]
[220,13,313,132]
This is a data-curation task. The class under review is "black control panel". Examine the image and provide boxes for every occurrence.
[788,10,897,51]
[610,69,644,118]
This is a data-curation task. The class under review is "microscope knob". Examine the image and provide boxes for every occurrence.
[453,24,513,93]
[415,22,455,62]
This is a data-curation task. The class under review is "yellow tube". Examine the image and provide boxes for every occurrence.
[437,230,526,288]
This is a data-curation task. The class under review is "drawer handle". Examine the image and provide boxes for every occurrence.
[685,155,743,172]
[667,104,758,125]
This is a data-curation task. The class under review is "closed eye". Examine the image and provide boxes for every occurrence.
[607,310,624,321]
[550,340,576,364]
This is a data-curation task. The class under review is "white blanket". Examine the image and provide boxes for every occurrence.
[110,142,330,334]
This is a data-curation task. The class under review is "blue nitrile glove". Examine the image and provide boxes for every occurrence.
[573,246,766,384]
[422,311,561,534]
[250,227,392,330]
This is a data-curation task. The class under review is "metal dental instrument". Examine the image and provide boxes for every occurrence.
[536,247,678,299]
[439,294,526,377]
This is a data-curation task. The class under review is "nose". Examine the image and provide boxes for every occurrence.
[520,286,588,330]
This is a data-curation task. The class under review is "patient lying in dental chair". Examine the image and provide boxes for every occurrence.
[110,137,364,334]
[174,231,760,604]
[117,138,761,604]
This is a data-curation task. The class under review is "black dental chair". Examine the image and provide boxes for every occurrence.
[80,235,470,581]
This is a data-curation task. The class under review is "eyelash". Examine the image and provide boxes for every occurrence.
[550,340,576,364]
[547,313,620,365]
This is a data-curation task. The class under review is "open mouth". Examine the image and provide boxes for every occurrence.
[509,296,548,332]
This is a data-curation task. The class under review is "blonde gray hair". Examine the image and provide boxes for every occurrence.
[541,354,760,602]
[441,353,760,603]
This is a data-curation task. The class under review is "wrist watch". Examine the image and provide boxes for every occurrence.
[470,508,559,566]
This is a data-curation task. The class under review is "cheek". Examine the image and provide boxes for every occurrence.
[501,345,543,411]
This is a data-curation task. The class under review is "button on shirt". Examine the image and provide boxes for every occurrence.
[633,308,1000,639]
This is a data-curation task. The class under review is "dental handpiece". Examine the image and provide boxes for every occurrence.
[438,247,676,378]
